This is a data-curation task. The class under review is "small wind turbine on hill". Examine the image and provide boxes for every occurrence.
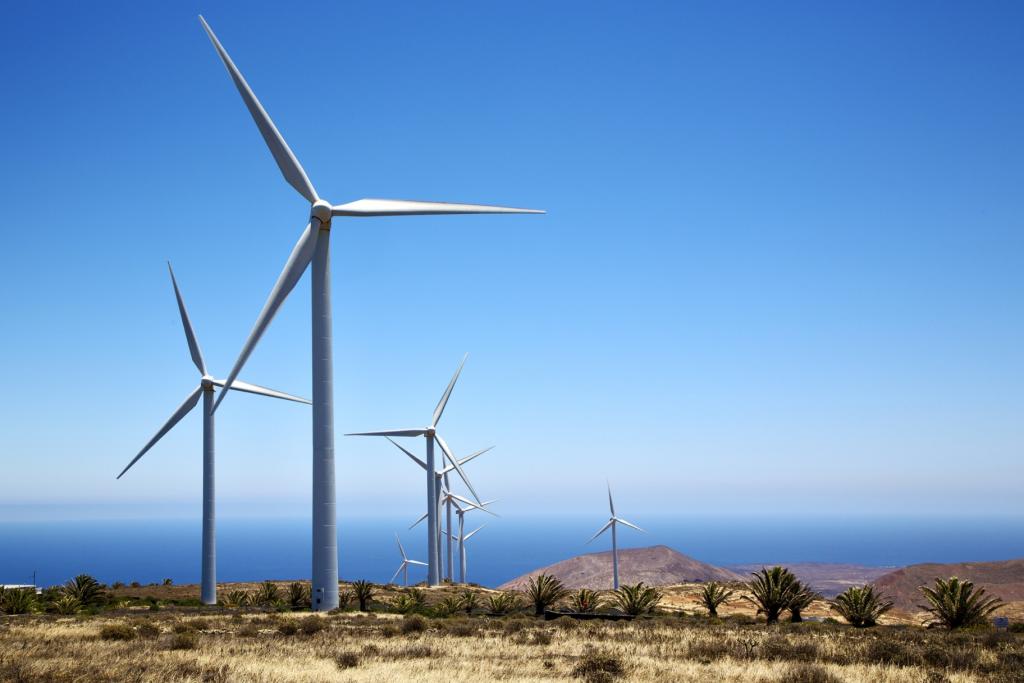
[198,16,542,609]
[391,534,427,586]
[116,263,309,605]
[455,524,486,585]
[348,356,486,585]
[587,482,644,590]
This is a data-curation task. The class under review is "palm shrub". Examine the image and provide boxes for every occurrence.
[526,574,569,616]
[50,594,82,615]
[612,582,662,616]
[487,592,522,615]
[570,588,605,614]
[254,581,280,606]
[222,590,251,608]
[919,576,1004,630]
[700,582,735,618]
[434,596,463,617]
[1,587,37,615]
[831,585,893,627]
[393,591,426,615]
[744,566,801,625]
[63,574,106,608]
[288,582,311,610]
[460,590,479,615]
[351,580,374,612]
[788,582,821,623]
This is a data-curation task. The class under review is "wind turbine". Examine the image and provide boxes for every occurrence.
[116,263,310,605]
[383,435,494,581]
[587,482,644,590]
[452,498,497,583]
[390,534,427,586]
[347,356,487,585]
[197,18,543,610]
[411,491,498,581]
[455,524,486,585]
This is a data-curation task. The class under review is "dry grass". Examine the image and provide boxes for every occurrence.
[3,605,1022,683]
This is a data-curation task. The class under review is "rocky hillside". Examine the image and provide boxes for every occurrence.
[872,558,1024,610]
[499,545,743,590]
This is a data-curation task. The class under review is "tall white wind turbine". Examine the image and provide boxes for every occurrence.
[587,482,644,590]
[197,18,543,610]
[348,356,486,585]
[391,534,427,586]
[452,498,497,584]
[455,524,486,585]
[116,263,310,605]
[383,435,494,581]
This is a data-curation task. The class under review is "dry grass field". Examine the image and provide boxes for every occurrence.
[3,581,1024,683]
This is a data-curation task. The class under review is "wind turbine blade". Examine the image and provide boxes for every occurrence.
[432,354,467,427]
[464,524,486,541]
[167,262,206,376]
[117,386,203,479]
[386,437,427,470]
[607,480,615,517]
[615,517,645,533]
[216,379,311,404]
[213,222,319,413]
[435,434,481,505]
[390,564,404,584]
[332,198,544,217]
[441,445,494,474]
[449,494,499,517]
[198,16,318,203]
[586,520,613,544]
[407,560,428,567]
[409,511,428,530]
[346,428,427,437]
[396,534,408,560]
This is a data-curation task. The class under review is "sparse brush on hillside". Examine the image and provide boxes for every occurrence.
[612,582,662,616]
[63,574,106,608]
[351,580,374,612]
[831,585,893,627]
[1,587,37,615]
[221,590,252,608]
[699,582,735,618]
[788,582,821,623]
[919,576,1004,630]
[527,574,569,616]
[288,582,311,610]
[434,596,463,617]
[393,591,426,615]
[487,592,522,615]
[460,590,479,615]
[745,566,800,625]
[570,588,605,613]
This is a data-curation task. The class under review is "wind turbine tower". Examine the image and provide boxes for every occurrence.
[587,482,644,590]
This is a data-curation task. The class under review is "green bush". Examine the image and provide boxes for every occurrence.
[570,588,605,614]
[487,592,522,615]
[611,582,661,616]
[288,582,311,610]
[1,588,37,615]
[63,575,106,608]
[351,580,374,612]
[699,582,735,618]
[745,567,801,625]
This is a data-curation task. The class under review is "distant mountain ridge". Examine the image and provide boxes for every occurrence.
[872,558,1024,610]
[498,545,743,590]
[727,563,897,598]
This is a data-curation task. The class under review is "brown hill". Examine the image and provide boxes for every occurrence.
[872,558,1024,610]
[728,563,897,598]
[498,545,743,591]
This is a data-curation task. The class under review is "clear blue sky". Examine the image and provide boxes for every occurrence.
[1,1,1021,521]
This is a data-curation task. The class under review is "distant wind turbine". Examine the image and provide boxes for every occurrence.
[347,356,484,584]
[587,482,644,590]
[384,436,494,581]
[455,524,486,585]
[197,15,542,610]
[391,534,427,586]
[452,498,498,584]
[116,263,309,605]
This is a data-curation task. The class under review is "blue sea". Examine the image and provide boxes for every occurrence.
[2,515,1022,589]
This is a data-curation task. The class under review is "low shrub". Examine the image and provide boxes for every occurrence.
[137,622,160,639]
[401,614,428,634]
[170,631,199,650]
[335,652,359,669]
[277,621,299,636]
[781,663,842,683]
[571,651,625,682]
[863,637,922,667]
[99,624,136,641]
[172,622,196,634]
[392,644,434,659]
[237,623,260,637]
[299,615,326,635]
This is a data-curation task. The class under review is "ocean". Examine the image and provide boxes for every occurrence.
[2,514,1022,589]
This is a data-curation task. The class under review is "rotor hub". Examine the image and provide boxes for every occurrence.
[201,376,215,390]
[310,200,332,225]
[425,427,436,437]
